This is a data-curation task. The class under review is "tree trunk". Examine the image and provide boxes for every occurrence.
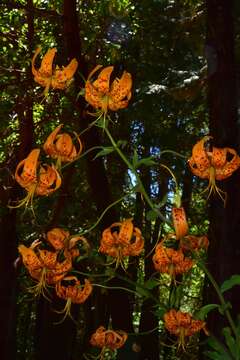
[204,0,240,339]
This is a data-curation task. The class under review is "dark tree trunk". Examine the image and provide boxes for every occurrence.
[204,0,240,340]
[0,1,35,358]
[138,165,160,360]
[0,209,17,360]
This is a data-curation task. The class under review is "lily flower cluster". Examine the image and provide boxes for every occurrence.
[18,227,93,316]
[153,207,208,280]
[12,124,82,210]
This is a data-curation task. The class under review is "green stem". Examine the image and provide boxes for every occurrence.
[199,261,238,339]
[62,145,103,169]
[92,283,142,297]
[104,127,171,225]
[160,150,187,160]
[73,192,132,237]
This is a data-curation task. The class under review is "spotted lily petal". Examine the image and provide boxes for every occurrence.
[172,207,189,240]
[15,148,40,189]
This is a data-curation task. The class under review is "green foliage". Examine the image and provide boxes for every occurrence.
[220,275,240,294]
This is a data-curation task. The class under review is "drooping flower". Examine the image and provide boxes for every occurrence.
[188,136,240,204]
[152,242,193,278]
[180,235,209,253]
[18,240,72,298]
[164,309,207,349]
[90,326,128,351]
[13,149,61,209]
[55,276,92,321]
[99,219,144,268]
[85,65,132,114]
[32,47,78,95]
[46,227,70,251]
[46,227,89,259]
[35,164,62,196]
[43,124,83,168]
[172,207,189,240]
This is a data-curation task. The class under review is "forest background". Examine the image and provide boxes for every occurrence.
[1,0,240,359]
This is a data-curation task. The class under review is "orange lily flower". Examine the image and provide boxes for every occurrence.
[180,235,209,253]
[46,227,70,251]
[164,309,207,349]
[13,149,61,209]
[152,242,193,278]
[46,227,89,259]
[43,124,83,167]
[99,219,144,268]
[32,47,78,95]
[18,241,72,298]
[90,326,128,351]
[85,65,132,114]
[188,136,240,204]
[172,207,189,240]
[55,276,92,321]
[35,164,62,196]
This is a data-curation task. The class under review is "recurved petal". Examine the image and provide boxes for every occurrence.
[172,207,189,240]
[32,47,42,77]
[46,227,69,250]
[38,249,58,268]
[85,81,103,109]
[108,97,129,111]
[55,134,74,158]
[118,219,134,244]
[188,157,210,179]
[18,244,42,271]
[15,149,40,188]
[110,71,132,102]
[100,227,115,249]
[128,228,144,256]
[39,48,57,77]
[215,148,240,180]
[43,124,63,156]
[51,58,78,89]
[74,279,93,304]
[60,58,78,81]
[211,147,227,168]
[35,165,62,196]
[92,66,113,93]
[191,136,211,171]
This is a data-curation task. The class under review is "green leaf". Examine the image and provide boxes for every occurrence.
[132,149,139,168]
[195,304,219,320]
[93,146,115,159]
[134,156,157,168]
[135,283,153,298]
[220,274,240,294]
[207,337,232,359]
[222,327,239,359]
[144,278,159,290]
[203,351,222,360]
[203,350,232,360]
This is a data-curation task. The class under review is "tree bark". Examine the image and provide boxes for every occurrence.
[204,0,240,339]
